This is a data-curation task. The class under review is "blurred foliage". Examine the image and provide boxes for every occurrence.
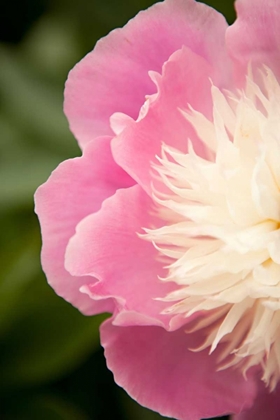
[0,0,235,419]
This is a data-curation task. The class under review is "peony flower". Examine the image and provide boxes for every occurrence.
[35,0,280,418]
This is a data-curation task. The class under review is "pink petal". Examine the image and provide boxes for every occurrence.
[101,320,257,420]
[226,0,280,81]
[35,137,134,314]
[112,46,226,195]
[65,185,185,329]
[64,0,229,148]
[234,384,280,420]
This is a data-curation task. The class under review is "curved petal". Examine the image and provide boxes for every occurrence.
[226,0,280,81]
[35,137,134,314]
[64,0,229,148]
[112,46,225,194]
[65,185,185,329]
[234,384,280,420]
[101,320,257,420]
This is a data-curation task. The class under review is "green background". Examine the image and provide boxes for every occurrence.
[0,1,235,418]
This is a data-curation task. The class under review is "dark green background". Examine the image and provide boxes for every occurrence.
[0,1,235,419]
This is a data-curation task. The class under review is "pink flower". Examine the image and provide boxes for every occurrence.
[35,0,280,418]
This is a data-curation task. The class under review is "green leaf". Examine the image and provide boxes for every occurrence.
[0,275,107,387]
[0,210,42,333]
[0,45,79,157]
[0,46,79,210]
[0,236,40,334]
[3,393,89,420]
[21,15,81,83]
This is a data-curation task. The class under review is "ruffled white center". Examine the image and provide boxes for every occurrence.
[144,66,280,389]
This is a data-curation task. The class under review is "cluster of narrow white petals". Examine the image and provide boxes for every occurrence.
[144,66,280,389]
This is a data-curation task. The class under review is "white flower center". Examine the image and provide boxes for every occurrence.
[144,66,280,390]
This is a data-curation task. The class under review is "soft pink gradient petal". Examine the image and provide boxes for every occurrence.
[35,137,134,314]
[234,384,280,420]
[101,320,257,420]
[65,185,185,329]
[227,0,280,81]
[112,47,222,195]
[64,0,230,148]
